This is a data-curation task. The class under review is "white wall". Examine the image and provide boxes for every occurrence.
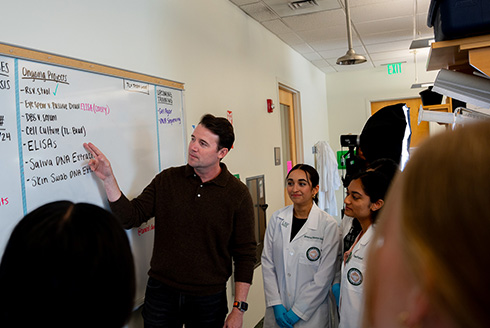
[325,53,439,222]
[1,0,329,327]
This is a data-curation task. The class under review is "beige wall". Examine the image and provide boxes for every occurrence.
[1,0,330,327]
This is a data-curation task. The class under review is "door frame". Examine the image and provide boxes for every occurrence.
[278,83,303,206]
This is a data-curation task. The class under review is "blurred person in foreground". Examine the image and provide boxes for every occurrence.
[364,121,490,328]
[0,201,135,328]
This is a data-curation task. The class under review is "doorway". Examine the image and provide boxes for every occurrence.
[279,85,303,206]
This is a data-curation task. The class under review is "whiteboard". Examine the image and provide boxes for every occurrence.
[0,45,186,307]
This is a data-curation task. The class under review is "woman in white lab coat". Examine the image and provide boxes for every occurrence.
[262,164,340,328]
[339,170,392,328]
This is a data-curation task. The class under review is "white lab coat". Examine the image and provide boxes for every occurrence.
[314,141,341,216]
[338,225,374,328]
[262,204,340,328]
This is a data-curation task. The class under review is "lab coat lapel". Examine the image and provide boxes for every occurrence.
[291,203,321,242]
[278,205,294,244]
[358,224,374,247]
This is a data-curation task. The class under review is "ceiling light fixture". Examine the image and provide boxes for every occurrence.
[432,69,490,108]
[409,37,434,49]
[337,0,366,65]
[410,82,434,89]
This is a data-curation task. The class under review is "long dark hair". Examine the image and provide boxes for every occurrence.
[351,170,393,222]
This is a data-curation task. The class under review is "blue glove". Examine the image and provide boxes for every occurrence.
[284,309,301,326]
[332,283,340,307]
[273,305,293,328]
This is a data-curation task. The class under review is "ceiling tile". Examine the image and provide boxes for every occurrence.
[296,25,347,43]
[354,16,413,35]
[230,0,260,5]
[290,43,316,54]
[303,52,323,60]
[281,9,346,31]
[262,19,293,34]
[311,58,331,68]
[310,36,362,52]
[369,49,414,61]
[350,0,414,23]
[229,0,434,74]
[348,0,397,7]
[277,32,305,45]
[240,2,280,22]
[365,39,412,53]
[360,29,413,45]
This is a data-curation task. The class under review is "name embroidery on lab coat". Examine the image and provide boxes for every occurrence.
[347,268,363,286]
[304,235,324,241]
[306,247,321,261]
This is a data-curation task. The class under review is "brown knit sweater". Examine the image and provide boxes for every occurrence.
[109,163,257,295]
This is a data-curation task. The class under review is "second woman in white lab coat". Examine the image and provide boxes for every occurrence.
[262,164,340,328]
[338,170,393,328]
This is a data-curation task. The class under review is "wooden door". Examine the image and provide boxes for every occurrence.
[279,88,297,206]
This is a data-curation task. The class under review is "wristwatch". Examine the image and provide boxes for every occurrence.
[233,301,248,312]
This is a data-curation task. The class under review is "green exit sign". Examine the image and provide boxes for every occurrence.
[387,62,402,75]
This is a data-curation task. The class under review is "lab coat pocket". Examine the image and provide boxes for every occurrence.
[298,246,322,267]
[344,258,366,293]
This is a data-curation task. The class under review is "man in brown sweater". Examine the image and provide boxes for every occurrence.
[83,114,256,328]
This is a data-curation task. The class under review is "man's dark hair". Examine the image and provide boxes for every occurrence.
[199,114,235,151]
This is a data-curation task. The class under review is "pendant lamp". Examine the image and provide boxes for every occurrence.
[336,0,366,65]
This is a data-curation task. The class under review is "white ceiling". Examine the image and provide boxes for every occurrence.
[229,0,435,73]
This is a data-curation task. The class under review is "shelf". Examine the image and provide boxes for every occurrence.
[427,34,490,76]
[423,97,452,113]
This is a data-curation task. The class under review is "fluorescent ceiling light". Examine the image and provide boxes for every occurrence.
[432,69,490,108]
[411,82,434,89]
[409,38,435,49]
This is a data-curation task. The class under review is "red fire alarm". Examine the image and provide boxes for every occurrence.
[267,99,275,113]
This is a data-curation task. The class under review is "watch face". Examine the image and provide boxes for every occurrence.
[234,301,248,312]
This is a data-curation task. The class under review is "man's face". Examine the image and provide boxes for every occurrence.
[187,124,226,171]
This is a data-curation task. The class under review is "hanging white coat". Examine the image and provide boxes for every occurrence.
[262,203,340,328]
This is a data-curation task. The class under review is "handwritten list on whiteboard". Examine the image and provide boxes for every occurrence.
[0,53,186,306]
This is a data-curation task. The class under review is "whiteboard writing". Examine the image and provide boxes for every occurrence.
[0,51,186,307]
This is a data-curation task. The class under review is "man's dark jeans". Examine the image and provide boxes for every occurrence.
[142,277,228,328]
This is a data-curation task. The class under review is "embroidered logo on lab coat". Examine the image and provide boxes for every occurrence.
[306,247,320,261]
[347,268,363,286]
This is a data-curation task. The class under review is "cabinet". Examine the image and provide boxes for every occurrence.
[427,34,490,77]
